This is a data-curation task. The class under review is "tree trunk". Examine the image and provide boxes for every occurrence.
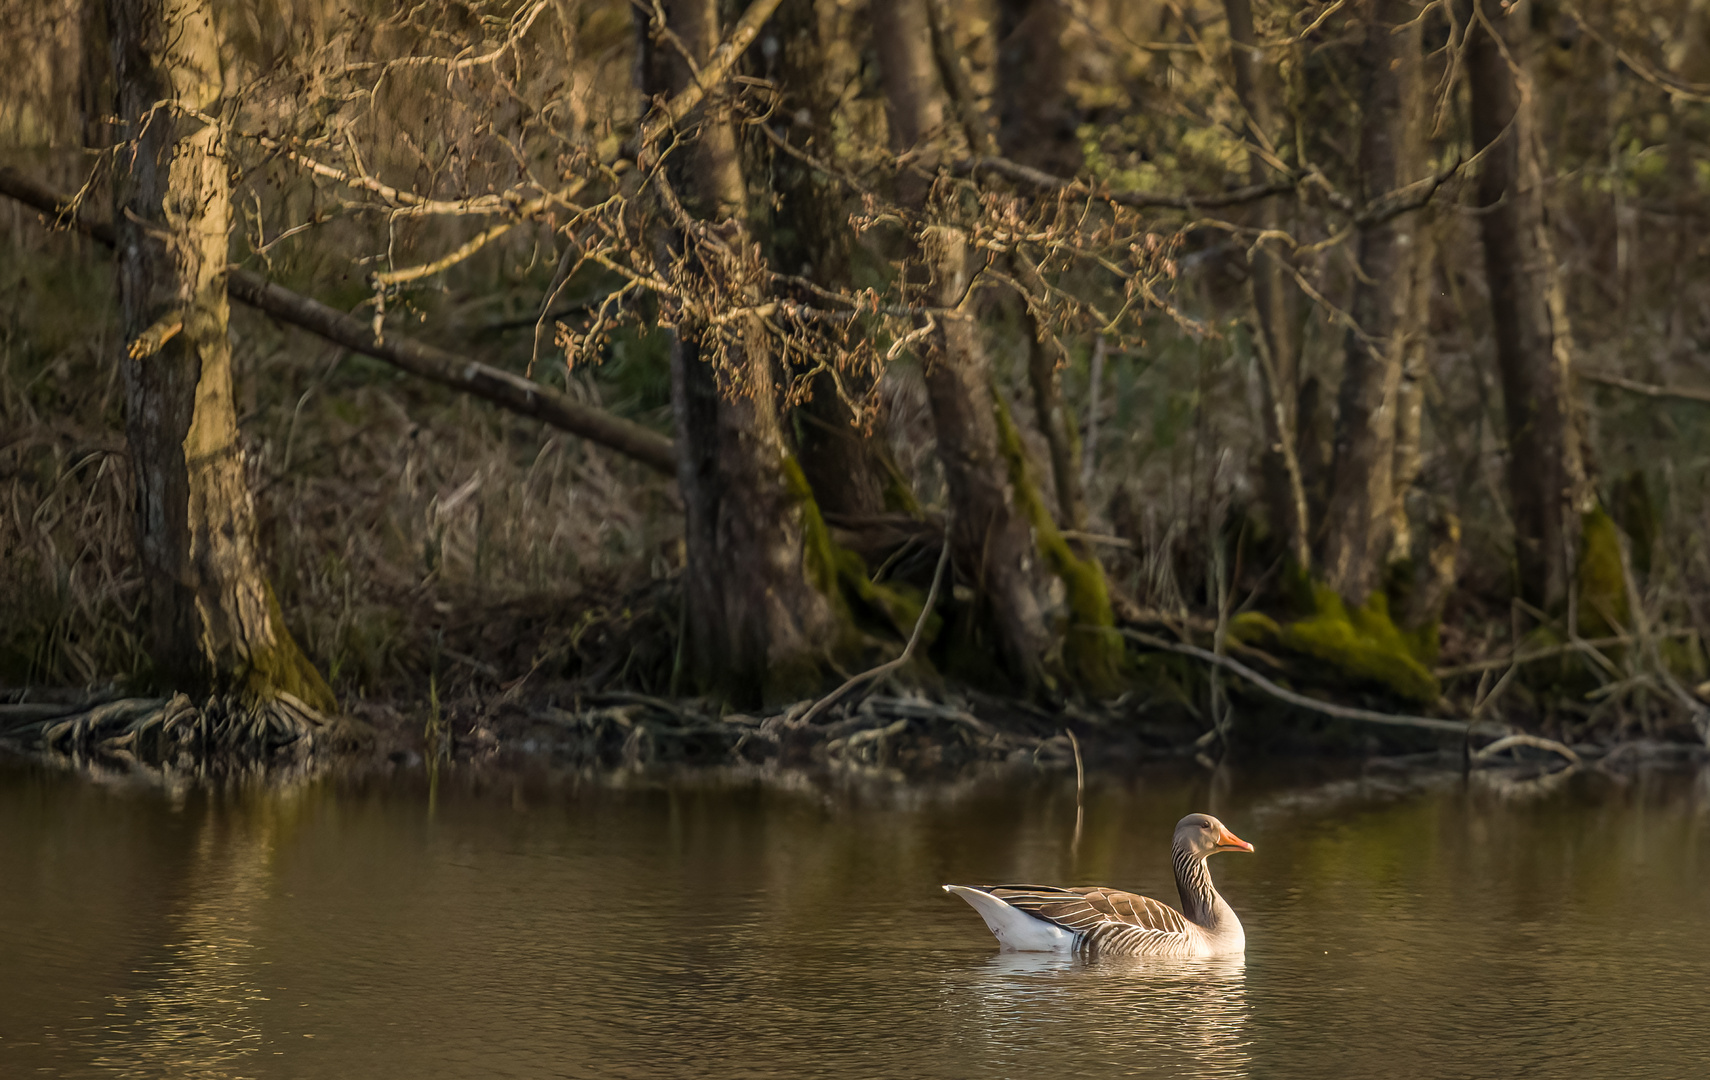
[994,0,1079,178]
[108,0,333,712]
[655,0,848,705]
[1223,0,1309,569]
[1466,0,1593,612]
[992,0,1087,530]
[770,0,890,519]
[1319,0,1427,606]
[873,0,1055,689]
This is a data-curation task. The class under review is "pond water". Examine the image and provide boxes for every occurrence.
[2,755,1708,1079]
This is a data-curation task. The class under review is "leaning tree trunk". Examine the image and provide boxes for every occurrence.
[109,0,334,713]
[1318,0,1428,607]
[1223,0,1309,569]
[652,0,849,706]
[1466,0,1594,613]
[872,0,1057,690]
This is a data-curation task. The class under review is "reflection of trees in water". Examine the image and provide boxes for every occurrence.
[96,791,297,1079]
[957,952,1252,1079]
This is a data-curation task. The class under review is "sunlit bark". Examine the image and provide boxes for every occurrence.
[108,0,333,710]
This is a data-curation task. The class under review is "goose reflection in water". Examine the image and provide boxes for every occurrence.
[956,951,1252,1079]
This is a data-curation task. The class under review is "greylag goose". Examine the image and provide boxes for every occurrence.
[944,813,1253,957]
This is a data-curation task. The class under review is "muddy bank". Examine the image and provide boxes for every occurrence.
[9,678,1707,784]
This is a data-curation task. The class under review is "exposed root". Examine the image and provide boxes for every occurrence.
[0,691,324,761]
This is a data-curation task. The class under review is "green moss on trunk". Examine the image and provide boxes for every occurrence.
[250,581,338,713]
[784,455,935,664]
[992,394,1124,695]
[1575,506,1630,639]
[1249,584,1439,703]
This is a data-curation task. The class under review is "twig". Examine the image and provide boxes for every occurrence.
[1119,628,1514,737]
[798,527,952,725]
[636,0,787,154]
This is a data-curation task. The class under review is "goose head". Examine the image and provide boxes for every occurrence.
[1174,813,1255,859]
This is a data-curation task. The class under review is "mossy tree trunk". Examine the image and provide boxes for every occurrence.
[1467,0,1595,612]
[767,0,890,520]
[873,0,1056,689]
[1319,0,1428,607]
[108,0,334,712]
[1223,0,1309,569]
[655,0,849,706]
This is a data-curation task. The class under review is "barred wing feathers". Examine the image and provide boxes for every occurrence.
[987,885,1196,956]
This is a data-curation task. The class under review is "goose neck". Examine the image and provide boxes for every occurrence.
[1172,843,1220,928]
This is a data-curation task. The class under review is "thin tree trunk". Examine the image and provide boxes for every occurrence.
[1223,0,1309,569]
[654,0,847,705]
[874,0,1054,689]
[987,0,1087,530]
[1389,218,1434,565]
[1466,0,1593,611]
[108,0,333,711]
[1319,0,1427,606]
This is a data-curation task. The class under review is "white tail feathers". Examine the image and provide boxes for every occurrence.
[943,885,1076,952]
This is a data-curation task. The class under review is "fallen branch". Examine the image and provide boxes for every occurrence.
[1471,733,1582,767]
[1435,628,1698,677]
[798,529,952,725]
[1120,628,1514,738]
[0,167,678,476]
[1579,368,1710,407]
[963,155,1297,211]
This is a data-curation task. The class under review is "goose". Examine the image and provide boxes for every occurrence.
[944,813,1254,957]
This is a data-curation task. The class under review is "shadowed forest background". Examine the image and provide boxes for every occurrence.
[5,0,1710,762]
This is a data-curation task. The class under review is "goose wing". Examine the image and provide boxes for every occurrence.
[988,885,1195,956]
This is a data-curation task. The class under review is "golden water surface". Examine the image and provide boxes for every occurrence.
[2,757,1707,1078]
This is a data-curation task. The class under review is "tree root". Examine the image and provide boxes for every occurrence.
[0,691,324,760]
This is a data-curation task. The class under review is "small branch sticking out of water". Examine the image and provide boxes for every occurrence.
[1066,728,1085,854]
[799,528,953,726]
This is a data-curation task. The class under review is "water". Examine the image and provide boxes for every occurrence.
[2,756,1708,1079]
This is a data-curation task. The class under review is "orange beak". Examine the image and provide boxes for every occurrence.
[1217,829,1255,853]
